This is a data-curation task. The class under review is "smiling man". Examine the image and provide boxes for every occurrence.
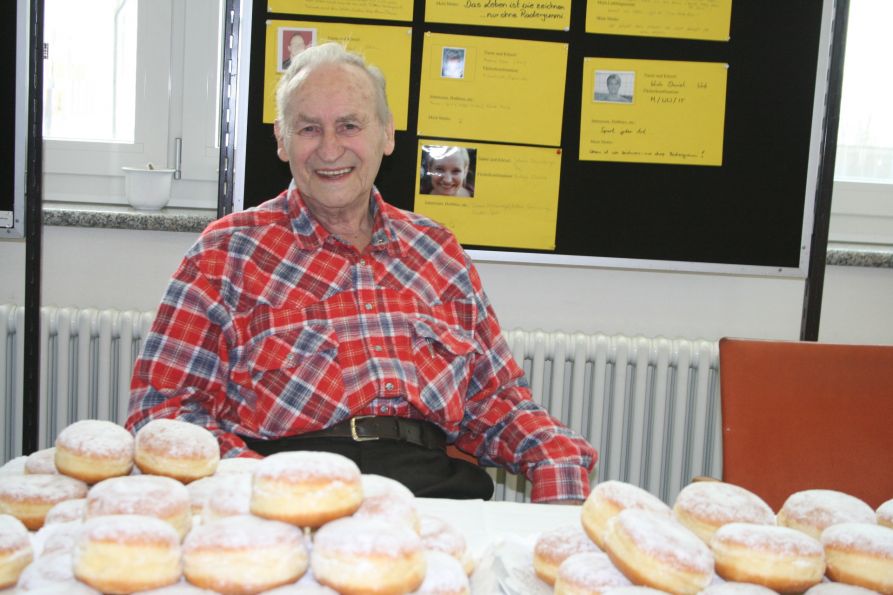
[126,42,596,503]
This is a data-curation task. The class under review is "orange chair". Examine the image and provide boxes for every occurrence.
[718,337,893,511]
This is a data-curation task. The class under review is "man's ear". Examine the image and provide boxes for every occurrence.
[273,120,289,162]
[383,114,396,157]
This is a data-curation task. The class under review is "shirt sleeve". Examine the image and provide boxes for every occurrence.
[453,258,598,503]
[125,255,259,459]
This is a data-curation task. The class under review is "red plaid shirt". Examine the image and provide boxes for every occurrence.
[126,188,596,501]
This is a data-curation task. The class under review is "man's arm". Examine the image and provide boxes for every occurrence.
[453,262,597,503]
[125,257,258,458]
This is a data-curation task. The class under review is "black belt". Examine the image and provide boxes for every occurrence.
[243,416,446,451]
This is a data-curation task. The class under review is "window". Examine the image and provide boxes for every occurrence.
[42,0,223,209]
[831,0,893,244]
[43,0,137,143]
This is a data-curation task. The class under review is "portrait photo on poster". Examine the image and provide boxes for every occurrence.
[441,47,466,79]
[594,70,635,103]
[420,145,477,198]
[279,28,317,71]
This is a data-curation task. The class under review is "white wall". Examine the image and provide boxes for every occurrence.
[2,225,890,344]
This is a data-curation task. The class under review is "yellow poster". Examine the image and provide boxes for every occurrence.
[579,58,728,166]
[414,140,561,250]
[268,0,413,22]
[585,0,732,41]
[262,21,413,130]
[425,0,571,32]
[418,33,567,147]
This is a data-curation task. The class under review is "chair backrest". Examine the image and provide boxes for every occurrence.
[719,337,893,511]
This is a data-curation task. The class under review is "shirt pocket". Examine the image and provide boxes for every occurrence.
[242,324,344,434]
[409,316,480,420]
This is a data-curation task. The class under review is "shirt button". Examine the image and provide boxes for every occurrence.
[379,405,388,413]
[385,382,395,390]
[364,303,373,311]
[359,258,367,266]
[373,345,383,352]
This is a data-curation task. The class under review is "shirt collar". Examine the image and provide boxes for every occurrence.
[285,186,403,256]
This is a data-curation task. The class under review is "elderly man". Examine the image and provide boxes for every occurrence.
[126,42,596,503]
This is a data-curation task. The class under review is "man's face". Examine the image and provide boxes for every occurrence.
[275,64,395,216]
[288,35,306,58]
[607,78,621,95]
[444,57,462,77]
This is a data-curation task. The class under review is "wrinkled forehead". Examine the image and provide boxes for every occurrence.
[284,63,380,119]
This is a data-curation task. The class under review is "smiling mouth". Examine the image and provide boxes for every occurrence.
[316,167,353,179]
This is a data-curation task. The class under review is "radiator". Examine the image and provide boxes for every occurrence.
[0,305,721,504]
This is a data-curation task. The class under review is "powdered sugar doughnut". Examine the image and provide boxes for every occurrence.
[603,509,713,595]
[214,457,262,475]
[24,448,58,475]
[251,451,363,528]
[361,474,415,502]
[354,474,419,533]
[805,583,883,595]
[259,585,338,594]
[86,475,192,539]
[16,581,100,594]
[73,514,182,594]
[821,522,893,594]
[410,550,469,595]
[0,457,27,476]
[582,481,672,548]
[0,514,33,588]
[673,482,775,544]
[312,516,426,595]
[601,587,672,595]
[202,473,252,523]
[533,525,601,586]
[419,515,473,575]
[710,522,825,592]
[777,490,876,540]
[33,519,83,557]
[131,583,218,594]
[186,475,225,516]
[182,514,308,594]
[15,550,100,593]
[44,498,86,525]
[134,419,220,483]
[553,551,632,595]
[700,583,778,595]
[54,419,134,483]
[0,474,88,530]
[877,498,893,529]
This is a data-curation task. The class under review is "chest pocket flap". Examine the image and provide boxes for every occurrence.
[246,324,339,372]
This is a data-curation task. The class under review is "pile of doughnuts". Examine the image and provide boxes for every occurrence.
[0,417,474,594]
[536,479,893,595]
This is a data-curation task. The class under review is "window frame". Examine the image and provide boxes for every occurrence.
[42,0,221,210]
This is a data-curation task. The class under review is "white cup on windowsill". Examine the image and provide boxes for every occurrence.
[122,166,175,211]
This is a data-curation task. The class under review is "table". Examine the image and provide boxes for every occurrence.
[415,498,583,594]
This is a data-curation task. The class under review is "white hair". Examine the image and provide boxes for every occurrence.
[275,41,391,125]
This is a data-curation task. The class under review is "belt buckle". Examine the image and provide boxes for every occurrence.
[350,416,379,442]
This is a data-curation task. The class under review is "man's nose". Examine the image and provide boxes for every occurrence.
[317,128,343,161]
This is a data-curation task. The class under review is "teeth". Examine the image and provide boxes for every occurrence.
[317,168,351,177]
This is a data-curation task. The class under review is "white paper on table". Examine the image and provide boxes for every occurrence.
[470,534,552,595]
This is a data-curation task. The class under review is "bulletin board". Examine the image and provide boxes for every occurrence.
[234,0,833,275]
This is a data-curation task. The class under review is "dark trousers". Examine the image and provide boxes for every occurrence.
[241,436,494,500]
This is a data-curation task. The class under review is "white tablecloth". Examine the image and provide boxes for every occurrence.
[415,498,583,594]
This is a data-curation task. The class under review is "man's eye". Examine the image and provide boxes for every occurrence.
[295,125,319,136]
[340,123,361,134]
